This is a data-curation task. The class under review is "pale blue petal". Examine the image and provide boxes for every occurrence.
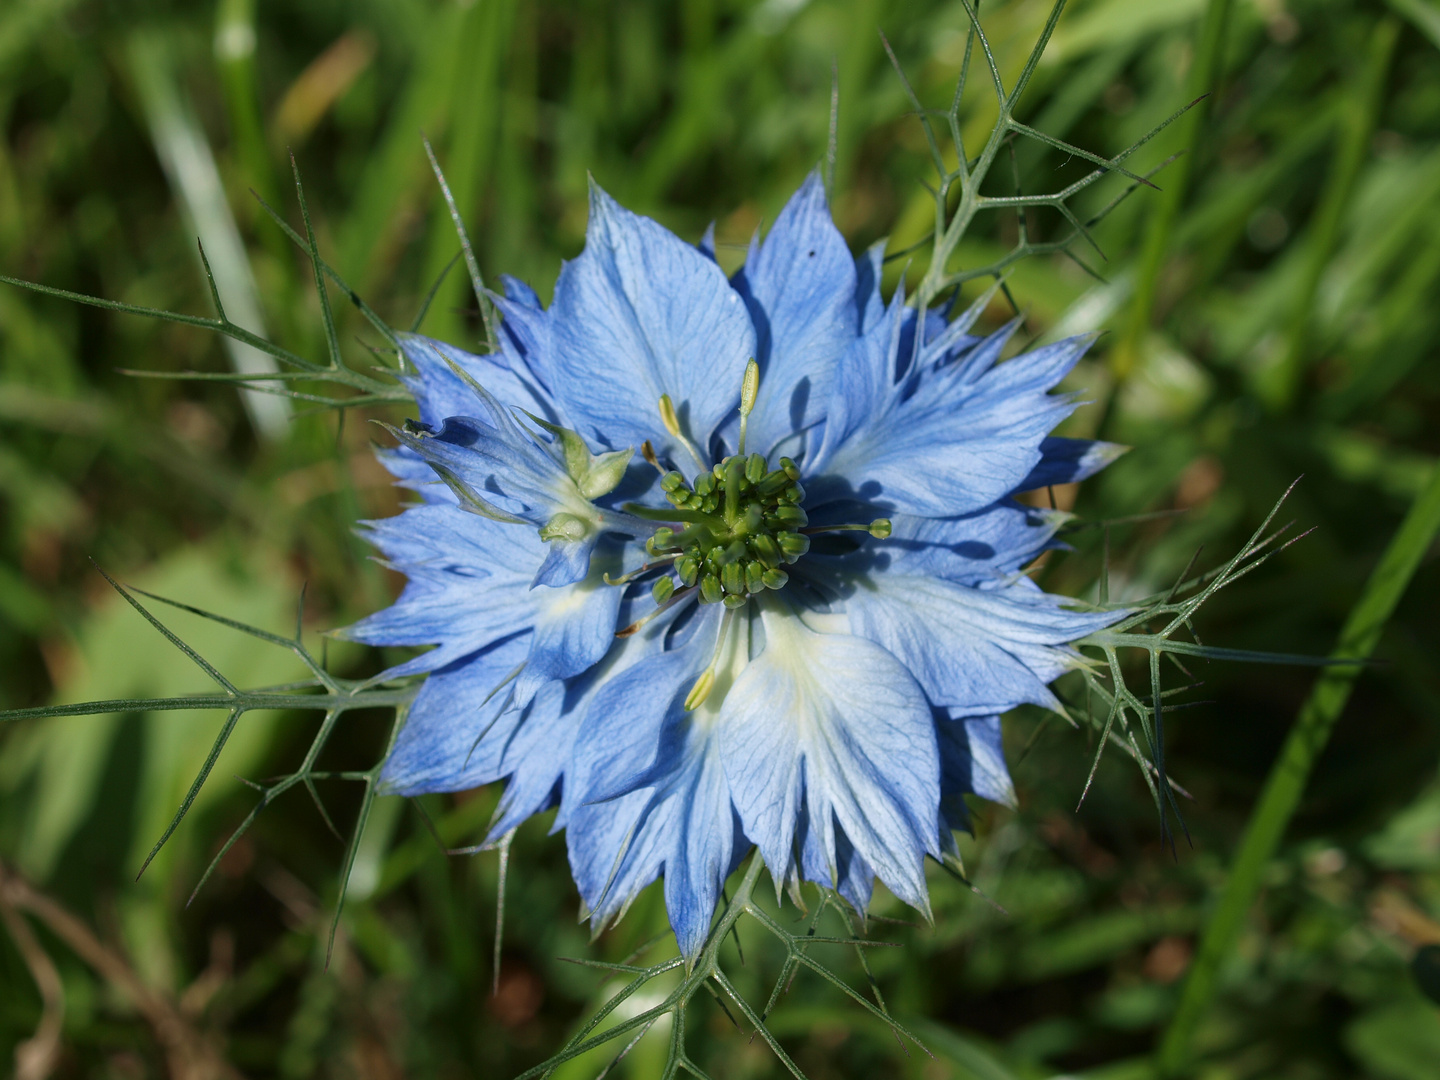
[795,804,875,913]
[718,606,939,913]
[339,505,542,671]
[814,268,904,467]
[532,535,598,589]
[491,276,556,393]
[398,332,555,427]
[394,411,571,529]
[809,327,1095,517]
[941,713,1016,809]
[546,182,756,459]
[861,502,1069,585]
[841,571,1114,714]
[731,171,856,457]
[697,222,717,262]
[566,609,740,955]
[378,634,534,794]
[512,566,625,706]
[1018,437,1128,492]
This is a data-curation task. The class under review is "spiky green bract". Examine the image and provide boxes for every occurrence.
[0,573,418,964]
[515,852,927,1080]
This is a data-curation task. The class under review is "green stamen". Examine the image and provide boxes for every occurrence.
[613,365,890,615]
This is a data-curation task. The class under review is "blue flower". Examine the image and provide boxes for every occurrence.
[343,172,1123,958]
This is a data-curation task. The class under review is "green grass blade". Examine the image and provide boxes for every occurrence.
[1112,0,1235,380]
[1156,460,1440,1075]
[1259,16,1399,409]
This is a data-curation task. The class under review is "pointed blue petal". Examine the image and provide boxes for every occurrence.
[546,182,756,459]
[378,635,534,794]
[810,329,1096,517]
[731,171,856,457]
[490,276,558,396]
[512,564,625,705]
[795,804,875,913]
[338,506,542,670]
[718,606,939,913]
[1018,437,1128,492]
[566,608,739,956]
[842,571,1115,714]
[814,500,1068,587]
[398,332,554,427]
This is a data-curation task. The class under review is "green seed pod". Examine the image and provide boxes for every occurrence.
[756,470,790,497]
[660,470,685,492]
[722,594,748,609]
[777,531,810,561]
[677,556,699,587]
[761,568,789,590]
[774,504,808,529]
[751,534,781,568]
[700,574,724,604]
[745,453,766,483]
[780,456,801,481]
[783,482,805,504]
[651,527,676,549]
[695,473,716,497]
[745,561,765,594]
[721,563,745,596]
[651,575,675,605]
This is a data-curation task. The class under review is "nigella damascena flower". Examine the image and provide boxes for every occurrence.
[341,173,1125,957]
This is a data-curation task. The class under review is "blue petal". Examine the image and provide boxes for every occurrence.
[341,504,624,689]
[718,604,939,913]
[731,171,856,457]
[384,333,559,499]
[339,505,544,670]
[398,332,555,428]
[937,712,1016,828]
[861,501,1069,585]
[491,276,556,393]
[378,635,535,793]
[396,410,572,529]
[809,318,1096,517]
[840,571,1116,714]
[1017,437,1127,492]
[794,804,875,913]
[512,562,625,706]
[566,608,740,956]
[546,182,756,459]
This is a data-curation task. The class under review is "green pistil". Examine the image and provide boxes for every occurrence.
[639,453,810,605]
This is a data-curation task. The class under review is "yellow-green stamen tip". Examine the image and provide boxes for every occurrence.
[685,667,716,711]
[658,393,681,438]
[740,358,760,417]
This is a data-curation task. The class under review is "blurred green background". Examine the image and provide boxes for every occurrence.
[3,0,1440,1077]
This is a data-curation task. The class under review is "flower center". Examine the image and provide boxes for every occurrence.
[647,453,810,609]
[609,361,890,656]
